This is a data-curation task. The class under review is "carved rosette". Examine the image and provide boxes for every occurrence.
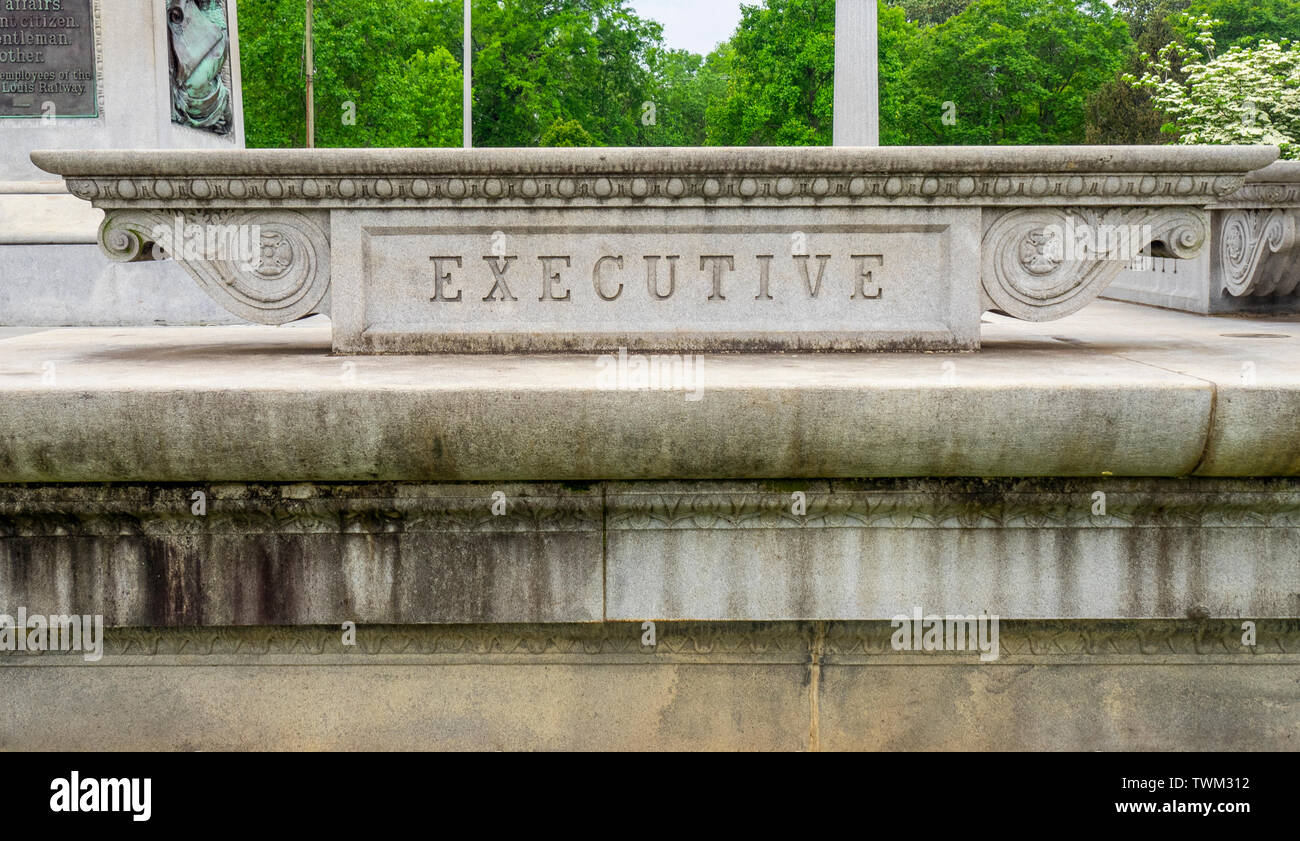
[100,209,331,324]
[1216,209,1300,298]
[981,207,1208,321]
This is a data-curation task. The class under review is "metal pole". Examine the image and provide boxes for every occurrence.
[305,0,316,148]
[463,0,472,148]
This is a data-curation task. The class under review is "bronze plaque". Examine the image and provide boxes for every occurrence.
[0,0,98,119]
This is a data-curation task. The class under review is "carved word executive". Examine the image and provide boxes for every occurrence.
[427,253,886,303]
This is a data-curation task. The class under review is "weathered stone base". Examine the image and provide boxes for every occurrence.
[3,479,1298,624]
[2,621,1296,750]
[3,472,1297,749]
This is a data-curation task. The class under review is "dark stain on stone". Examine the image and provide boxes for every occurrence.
[248,538,278,625]
[144,536,202,627]
[266,536,298,625]
[526,533,553,624]
[6,539,33,599]
[1186,526,1207,619]
[1057,529,1079,613]
[991,527,1010,611]
[1154,527,1175,617]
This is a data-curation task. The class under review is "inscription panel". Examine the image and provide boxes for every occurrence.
[333,207,982,352]
[0,0,97,118]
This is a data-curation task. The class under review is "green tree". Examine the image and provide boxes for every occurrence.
[1089,1,1300,144]
[540,118,599,146]
[640,48,729,146]
[1132,15,1300,157]
[379,48,464,147]
[900,0,1130,144]
[238,0,671,148]
[1085,0,1189,144]
[1183,0,1300,47]
[705,0,836,145]
[469,0,663,146]
[237,0,462,148]
[897,0,973,25]
[706,0,915,146]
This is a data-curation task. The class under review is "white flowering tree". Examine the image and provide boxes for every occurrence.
[1129,14,1300,158]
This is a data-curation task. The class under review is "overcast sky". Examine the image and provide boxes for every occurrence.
[628,0,744,55]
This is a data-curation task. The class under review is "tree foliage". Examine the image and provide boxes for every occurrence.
[1085,0,1189,144]
[238,0,461,148]
[705,0,915,146]
[469,0,662,146]
[704,0,837,145]
[1183,0,1300,47]
[899,0,1130,144]
[234,0,1296,150]
[646,48,729,146]
[1132,14,1300,157]
[539,118,598,146]
[898,0,973,25]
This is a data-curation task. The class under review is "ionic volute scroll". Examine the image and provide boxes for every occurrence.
[100,209,332,324]
[981,207,1209,321]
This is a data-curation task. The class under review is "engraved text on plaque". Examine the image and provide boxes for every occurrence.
[0,0,97,119]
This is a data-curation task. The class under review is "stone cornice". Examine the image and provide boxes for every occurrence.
[3,621,1296,663]
[606,481,1300,531]
[32,146,1279,176]
[1217,182,1300,208]
[21,146,1285,343]
[1213,160,1300,208]
[32,146,1275,209]
[4,480,1299,537]
[0,483,603,536]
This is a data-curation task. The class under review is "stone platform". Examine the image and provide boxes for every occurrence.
[4,621,1296,751]
[1,301,1297,480]
[2,301,1298,749]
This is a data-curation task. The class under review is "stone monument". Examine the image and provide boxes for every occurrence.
[4,5,1300,753]
[0,0,244,326]
[33,144,1274,350]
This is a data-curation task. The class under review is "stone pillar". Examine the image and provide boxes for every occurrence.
[832,0,879,147]
[0,0,245,326]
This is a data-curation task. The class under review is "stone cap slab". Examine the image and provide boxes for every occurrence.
[1244,160,1300,183]
[31,145,1276,208]
[0,301,1297,482]
[1216,159,1300,208]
